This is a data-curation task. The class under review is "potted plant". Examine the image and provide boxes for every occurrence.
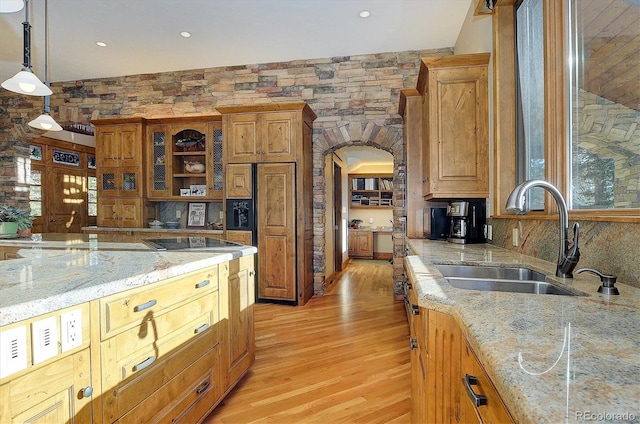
[0,205,34,237]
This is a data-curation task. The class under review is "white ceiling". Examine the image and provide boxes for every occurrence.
[0,0,472,83]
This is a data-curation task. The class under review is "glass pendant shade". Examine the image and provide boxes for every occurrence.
[29,112,62,131]
[0,0,24,13]
[1,68,52,96]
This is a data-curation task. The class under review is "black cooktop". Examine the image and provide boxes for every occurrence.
[143,237,241,251]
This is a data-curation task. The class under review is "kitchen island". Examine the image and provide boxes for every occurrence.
[406,239,639,423]
[0,233,257,423]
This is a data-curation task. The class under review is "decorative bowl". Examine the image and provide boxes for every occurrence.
[149,220,164,229]
[165,221,180,229]
[184,161,205,174]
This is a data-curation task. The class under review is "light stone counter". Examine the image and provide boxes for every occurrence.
[0,233,257,327]
[406,239,639,424]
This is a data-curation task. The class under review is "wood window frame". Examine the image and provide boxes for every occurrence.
[492,0,640,222]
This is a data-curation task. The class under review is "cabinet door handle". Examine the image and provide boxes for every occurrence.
[409,337,418,350]
[464,374,488,407]
[194,323,209,334]
[132,355,156,372]
[195,279,210,289]
[196,381,210,395]
[411,304,420,315]
[133,299,157,312]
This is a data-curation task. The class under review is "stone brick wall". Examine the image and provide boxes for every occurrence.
[0,47,453,297]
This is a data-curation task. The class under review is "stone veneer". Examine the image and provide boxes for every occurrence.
[0,47,453,297]
[489,218,640,289]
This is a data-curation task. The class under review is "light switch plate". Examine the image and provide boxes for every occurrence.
[0,325,27,378]
[31,316,58,364]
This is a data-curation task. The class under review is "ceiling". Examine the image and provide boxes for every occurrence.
[0,0,472,83]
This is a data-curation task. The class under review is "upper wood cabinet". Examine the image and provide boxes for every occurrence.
[146,116,224,201]
[218,104,317,164]
[417,53,490,200]
[93,118,145,228]
[222,111,297,163]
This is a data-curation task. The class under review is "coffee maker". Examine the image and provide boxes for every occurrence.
[447,200,486,244]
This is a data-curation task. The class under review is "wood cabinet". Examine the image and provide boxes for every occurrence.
[225,164,253,198]
[95,265,221,423]
[348,230,373,259]
[93,119,145,228]
[417,53,490,200]
[407,269,513,424]
[223,110,298,163]
[460,338,514,424]
[226,230,253,246]
[220,255,255,391]
[0,304,93,423]
[349,174,394,208]
[219,103,316,305]
[146,116,224,201]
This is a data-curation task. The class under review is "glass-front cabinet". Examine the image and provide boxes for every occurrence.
[146,116,223,200]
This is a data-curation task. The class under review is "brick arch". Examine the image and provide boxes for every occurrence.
[311,120,406,297]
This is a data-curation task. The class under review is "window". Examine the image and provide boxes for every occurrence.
[88,176,97,217]
[493,0,639,219]
[568,0,640,210]
[29,169,42,217]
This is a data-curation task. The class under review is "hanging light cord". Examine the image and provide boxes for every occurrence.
[43,0,51,113]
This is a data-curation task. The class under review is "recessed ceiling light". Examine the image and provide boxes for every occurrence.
[359,10,371,18]
[180,31,192,38]
[96,41,107,47]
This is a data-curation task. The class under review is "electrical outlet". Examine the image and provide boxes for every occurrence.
[31,316,58,364]
[61,309,82,352]
[369,217,374,224]
[219,210,224,220]
[176,210,181,219]
[512,228,519,247]
[0,325,27,378]
[486,225,493,240]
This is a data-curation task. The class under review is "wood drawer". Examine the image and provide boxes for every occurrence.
[101,292,218,389]
[102,325,218,422]
[115,346,219,424]
[101,265,218,339]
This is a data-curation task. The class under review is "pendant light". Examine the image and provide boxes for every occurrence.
[0,0,24,13]
[1,0,52,96]
[28,0,61,131]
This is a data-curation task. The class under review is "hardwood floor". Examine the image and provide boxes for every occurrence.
[204,259,411,423]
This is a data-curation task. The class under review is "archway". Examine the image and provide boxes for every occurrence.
[312,121,406,300]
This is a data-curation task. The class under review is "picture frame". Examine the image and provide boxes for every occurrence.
[190,184,207,196]
[180,188,191,196]
[187,202,207,228]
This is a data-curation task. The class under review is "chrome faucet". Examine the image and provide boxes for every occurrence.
[505,180,580,278]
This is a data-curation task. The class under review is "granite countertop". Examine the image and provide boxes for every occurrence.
[349,226,393,233]
[406,239,639,424]
[81,226,225,234]
[0,233,257,327]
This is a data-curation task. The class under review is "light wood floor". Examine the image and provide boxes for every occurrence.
[204,259,411,424]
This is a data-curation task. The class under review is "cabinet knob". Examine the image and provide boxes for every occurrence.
[409,337,418,350]
[80,386,93,398]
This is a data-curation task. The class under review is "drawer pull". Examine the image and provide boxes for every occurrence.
[196,381,210,395]
[132,356,156,372]
[411,304,420,315]
[133,299,157,312]
[195,279,210,289]
[80,386,93,398]
[194,323,210,334]
[464,374,488,407]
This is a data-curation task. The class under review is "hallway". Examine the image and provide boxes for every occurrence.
[205,259,411,423]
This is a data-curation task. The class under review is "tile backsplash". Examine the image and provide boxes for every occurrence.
[489,218,640,289]
[154,202,223,229]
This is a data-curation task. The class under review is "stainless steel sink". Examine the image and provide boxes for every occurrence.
[435,264,576,296]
